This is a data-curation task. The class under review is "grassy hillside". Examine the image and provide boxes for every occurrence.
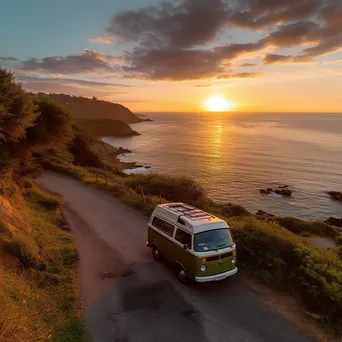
[75,118,139,137]
[0,181,86,342]
[38,93,144,124]
[0,69,88,341]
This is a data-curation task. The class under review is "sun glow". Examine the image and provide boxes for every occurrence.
[205,95,234,112]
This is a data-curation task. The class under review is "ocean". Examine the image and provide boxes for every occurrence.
[103,112,342,221]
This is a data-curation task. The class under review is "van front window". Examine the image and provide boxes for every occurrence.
[194,229,233,252]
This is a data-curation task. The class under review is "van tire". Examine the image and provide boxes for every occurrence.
[152,247,161,262]
[176,265,187,284]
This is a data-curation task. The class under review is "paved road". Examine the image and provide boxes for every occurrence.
[37,172,314,342]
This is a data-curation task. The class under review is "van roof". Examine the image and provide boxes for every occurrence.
[153,203,228,234]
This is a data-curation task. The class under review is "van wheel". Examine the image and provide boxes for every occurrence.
[177,266,187,284]
[152,247,161,262]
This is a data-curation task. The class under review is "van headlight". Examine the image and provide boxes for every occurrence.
[232,256,237,265]
[200,264,207,272]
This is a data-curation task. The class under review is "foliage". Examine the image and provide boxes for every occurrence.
[337,246,342,259]
[5,235,40,267]
[275,216,338,238]
[26,97,73,148]
[336,236,342,246]
[0,69,37,143]
[126,173,206,206]
[0,69,38,172]
[229,217,342,328]
[68,127,101,168]
[220,203,251,217]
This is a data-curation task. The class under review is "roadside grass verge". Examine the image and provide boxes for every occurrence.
[0,184,87,342]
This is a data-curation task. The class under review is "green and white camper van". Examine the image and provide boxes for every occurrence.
[146,203,237,283]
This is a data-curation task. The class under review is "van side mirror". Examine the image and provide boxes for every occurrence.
[183,244,189,250]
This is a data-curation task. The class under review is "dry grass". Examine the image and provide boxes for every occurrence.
[0,183,87,341]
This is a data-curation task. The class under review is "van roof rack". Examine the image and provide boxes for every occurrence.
[165,203,215,221]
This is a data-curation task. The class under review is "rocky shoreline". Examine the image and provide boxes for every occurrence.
[259,185,292,197]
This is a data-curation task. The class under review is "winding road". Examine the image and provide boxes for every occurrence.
[37,172,315,342]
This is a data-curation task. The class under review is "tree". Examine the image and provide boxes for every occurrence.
[0,69,37,143]
[68,126,101,167]
[26,97,73,148]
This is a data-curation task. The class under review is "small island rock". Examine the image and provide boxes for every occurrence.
[327,191,342,203]
[325,217,342,228]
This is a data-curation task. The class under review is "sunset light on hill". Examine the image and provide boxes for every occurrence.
[205,96,235,112]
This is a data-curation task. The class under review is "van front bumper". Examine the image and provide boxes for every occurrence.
[195,267,238,283]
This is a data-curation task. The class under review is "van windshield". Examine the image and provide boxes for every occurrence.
[194,229,233,252]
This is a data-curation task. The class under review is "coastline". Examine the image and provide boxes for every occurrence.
[93,140,151,171]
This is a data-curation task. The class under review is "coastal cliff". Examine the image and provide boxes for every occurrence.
[75,118,139,137]
[36,93,145,124]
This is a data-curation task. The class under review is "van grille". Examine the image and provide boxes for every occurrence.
[206,252,233,262]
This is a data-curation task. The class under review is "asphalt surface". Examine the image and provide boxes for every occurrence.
[37,172,315,342]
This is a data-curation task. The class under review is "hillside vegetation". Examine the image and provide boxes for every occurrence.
[75,118,139,137]
[0,69,87,341]
[38,93,144,124]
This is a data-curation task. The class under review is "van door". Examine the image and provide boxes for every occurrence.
[173,228,195,278]
[151,216,175,261]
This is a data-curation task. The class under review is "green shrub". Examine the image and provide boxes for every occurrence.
[6,235,40,267]
[337,246,342,259]
[24,186,60,210]
[229,217,342,328]
[299,231,311,238]
[221,203,251,218]
[336,236,342,246]
[68,127,101,168]
[275,217,338,238]
[126,173,206,206]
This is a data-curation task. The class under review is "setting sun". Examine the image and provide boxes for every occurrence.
[205,96,234,112]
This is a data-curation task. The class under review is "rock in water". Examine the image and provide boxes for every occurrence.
[327,191,342,203]
[260,188,292,197]
[325,217,342,228]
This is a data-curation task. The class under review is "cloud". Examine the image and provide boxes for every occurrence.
[20,49,117,75]
[104,0,341,79]
[264,21,320,47]
[264,54,313,64]
[240,63,258,67]
[215,41,266,60]
[17,75,135,88]
[0,56,18,61]
[89,36,116,44]
[229,0,322,29]
[18,75,130,98]
[123,48,223,80]
[107,0,229,49]
[13,0,342,82]
[216,72,261,79]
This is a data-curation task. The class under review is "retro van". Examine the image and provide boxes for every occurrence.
[146,203,237,283]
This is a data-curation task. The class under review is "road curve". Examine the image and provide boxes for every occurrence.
[37,172,314,342]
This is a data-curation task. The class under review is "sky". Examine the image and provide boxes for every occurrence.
[0,0,342,113]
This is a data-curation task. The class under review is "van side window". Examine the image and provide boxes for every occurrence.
[175,229,192,248]
[152,217,174,236]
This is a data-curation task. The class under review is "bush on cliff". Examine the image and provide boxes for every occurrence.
[126,173,206,206]
[229,216,342,328]
[275,216,338,238]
